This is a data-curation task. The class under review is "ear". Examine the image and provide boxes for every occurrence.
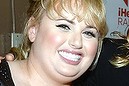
[28,26,38,42]
[28,17,38,42]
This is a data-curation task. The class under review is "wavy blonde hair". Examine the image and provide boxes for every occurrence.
[11,0,108,61]
[110,29,129,68]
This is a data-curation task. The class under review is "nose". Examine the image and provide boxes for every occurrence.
[68,33,83,49]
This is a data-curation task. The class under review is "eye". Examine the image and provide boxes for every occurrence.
[56,24,70,32]
[83,31,96,38]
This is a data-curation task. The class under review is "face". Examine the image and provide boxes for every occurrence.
[28,13,99,82]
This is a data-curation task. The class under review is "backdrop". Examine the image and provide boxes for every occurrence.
[104,0,129,38]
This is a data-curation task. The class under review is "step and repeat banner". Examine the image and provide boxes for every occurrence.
[104,0,129,38]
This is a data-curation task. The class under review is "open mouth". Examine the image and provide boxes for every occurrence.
[58,50,83,65]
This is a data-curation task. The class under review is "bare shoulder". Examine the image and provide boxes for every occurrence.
[8,60,28,76]
[8,60,29,85]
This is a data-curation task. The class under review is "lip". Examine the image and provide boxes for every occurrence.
[58,49,84,65]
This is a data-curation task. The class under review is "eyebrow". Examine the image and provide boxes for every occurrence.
[56,19,75,24]
[86,25,99,33]
[56,19,98,30]
[86,25,97,29]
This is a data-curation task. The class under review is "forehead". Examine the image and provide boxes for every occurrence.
[42,0,103,32]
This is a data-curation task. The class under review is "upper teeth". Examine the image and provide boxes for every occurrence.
[59,51,81,61]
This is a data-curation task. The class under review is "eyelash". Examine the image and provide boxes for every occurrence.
[56,24,70,31]
[83,31,96,38]
[56,24,97,38]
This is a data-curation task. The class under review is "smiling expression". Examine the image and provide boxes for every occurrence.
[28,13,99,82]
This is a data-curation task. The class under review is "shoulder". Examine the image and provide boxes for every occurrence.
[8,60,29,86]
[0,59,15,86]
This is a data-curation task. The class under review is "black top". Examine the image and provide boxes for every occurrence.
[0,59,15,86]
[73,38,129,86]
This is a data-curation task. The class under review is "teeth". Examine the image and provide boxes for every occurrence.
[59,51,81,61]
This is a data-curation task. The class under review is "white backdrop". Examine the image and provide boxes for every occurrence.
[104,0,129,38]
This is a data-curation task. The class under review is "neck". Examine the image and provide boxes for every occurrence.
[24,58,72,86]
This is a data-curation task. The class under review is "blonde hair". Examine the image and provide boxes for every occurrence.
[110,29,129,68]
[12,0,108,60]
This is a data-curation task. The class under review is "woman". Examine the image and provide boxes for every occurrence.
[0,0,107,86]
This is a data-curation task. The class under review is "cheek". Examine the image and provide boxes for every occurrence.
[85,41,98,57]
[48,34,64,46]
[90,43,98,52]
